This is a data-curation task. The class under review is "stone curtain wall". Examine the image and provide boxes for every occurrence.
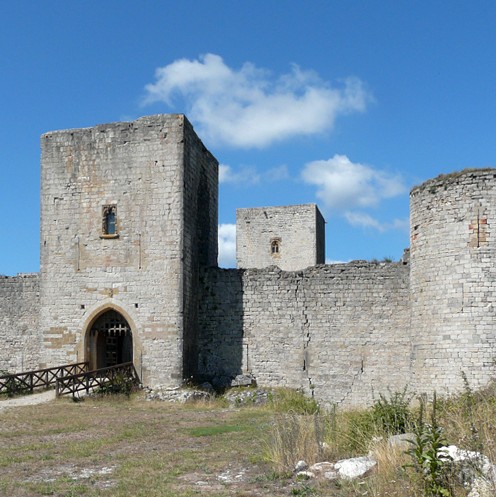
[5,114,496,404]
[0,274,40,373]
[236,204,325,271]
[410,169,496,395]
[198,262,411,407]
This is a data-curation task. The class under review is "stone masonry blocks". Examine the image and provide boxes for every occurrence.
[237,204,325,271]
[39,114,217,387]
[2,116,496,409]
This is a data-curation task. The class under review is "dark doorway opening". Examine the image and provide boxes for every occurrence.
[87,310,133,370]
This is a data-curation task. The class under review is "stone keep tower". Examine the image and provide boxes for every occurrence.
[39,114,218,387]
[236,204,325,271]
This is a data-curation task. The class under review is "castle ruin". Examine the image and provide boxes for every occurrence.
[1,114,495,407]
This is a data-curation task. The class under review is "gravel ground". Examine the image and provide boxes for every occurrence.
[0,389,56,410]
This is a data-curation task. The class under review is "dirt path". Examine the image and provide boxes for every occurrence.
[0,389,56,410]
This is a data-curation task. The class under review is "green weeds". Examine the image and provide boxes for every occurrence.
[268,387,320,414]
[406,394,453,497]
[371,387,412,435]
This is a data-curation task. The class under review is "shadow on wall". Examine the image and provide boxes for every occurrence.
[197,268,244,387]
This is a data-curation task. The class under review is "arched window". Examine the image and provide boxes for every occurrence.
[102,204,117,236]
[270,238,281,255]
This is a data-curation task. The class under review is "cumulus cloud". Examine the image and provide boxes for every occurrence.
[301,154,408,232]
[219,163,290,185]
[143,53,370,148]
[219,164,260,185]
[344,212,409,233]
[301,154,406,210]
[344,211,385,231]
[218,223,236,268]
[264,165,290,182]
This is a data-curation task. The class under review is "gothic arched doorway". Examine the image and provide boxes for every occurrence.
[87,310,133,370]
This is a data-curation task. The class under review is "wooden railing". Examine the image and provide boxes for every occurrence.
[0,362,88,396]
[55,362,140,398]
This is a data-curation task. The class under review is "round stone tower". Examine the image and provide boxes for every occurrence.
[410,169,496,394]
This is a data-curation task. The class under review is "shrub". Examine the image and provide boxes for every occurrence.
[371,387,412,435]
[406,394,454,497]
[97,372,136,397]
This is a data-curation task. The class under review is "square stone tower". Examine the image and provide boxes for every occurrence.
[236,204,325,270]
[39,114,218,387]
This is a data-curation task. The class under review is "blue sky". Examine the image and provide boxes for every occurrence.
[1,1,496,274]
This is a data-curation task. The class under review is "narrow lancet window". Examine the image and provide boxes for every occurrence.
[270,239,280,255]
[102,204,117,236]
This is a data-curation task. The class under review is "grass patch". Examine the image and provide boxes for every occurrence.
[0,395,275,496]
[2,383,496,496]
[268,387,320,414]
[189,423,245,437]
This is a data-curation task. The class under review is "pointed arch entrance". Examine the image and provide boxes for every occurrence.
[86,310,133,370]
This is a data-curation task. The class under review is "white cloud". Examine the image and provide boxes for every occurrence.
[220,163,290,185]
[265,165,290,182]
[390,218,410,232]
[301,154,408,233]
[326,258,349,264]
[344,211,409,233]
[344,211,385,231]
[219,164,260,185]
[301,154,406,210]
[218,223,236,268]
[143,53,370,148]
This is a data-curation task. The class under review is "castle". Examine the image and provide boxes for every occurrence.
[1,114,495,407]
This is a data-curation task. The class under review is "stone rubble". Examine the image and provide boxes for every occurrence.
[144,386,211,403]
[438,445,496,497]
[144,379,271,407]
[291,439,496,495]
[224,388,270,407]
[295,456,376,482]
[334,456,377,479]
[294,460,308,472]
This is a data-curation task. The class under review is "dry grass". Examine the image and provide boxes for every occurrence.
[265,414,326,473]
[2,383,496,497]
[0,394,284,497]
[265,382,496,497]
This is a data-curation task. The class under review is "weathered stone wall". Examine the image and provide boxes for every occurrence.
[410,169,496,394]
[0,274,40,373]
[4,115,496,407]
[198,262,411,407]
[181,118,218,378]
[236,204,325,271]
[39,114,215,387]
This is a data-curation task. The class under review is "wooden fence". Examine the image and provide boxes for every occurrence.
[0,362,88,396]
[55,362,140,398]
